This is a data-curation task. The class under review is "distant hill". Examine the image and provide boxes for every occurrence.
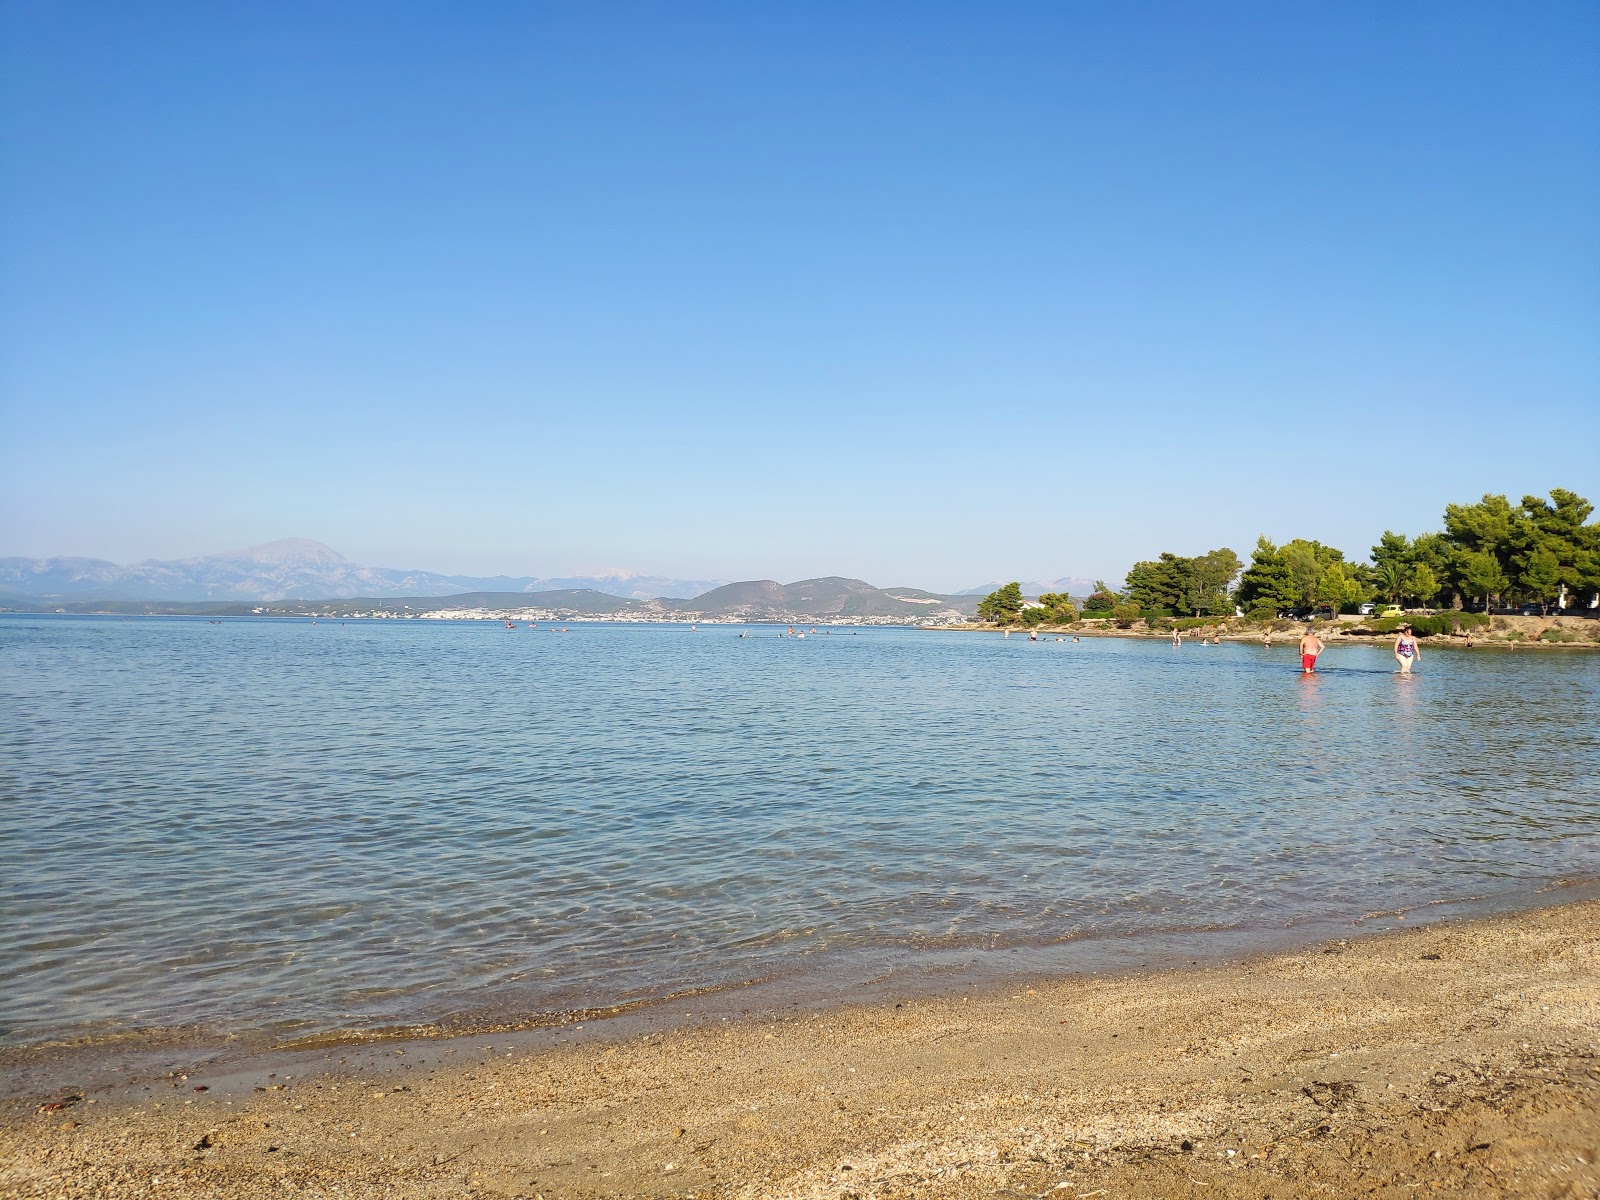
[0,539,724,602]
[0,539,986,620]
[956,577,1098,598]
[349,589,641,615]
[663,577,977,620]
[4,576,980,622]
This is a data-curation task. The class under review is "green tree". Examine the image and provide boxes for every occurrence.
[1519,548,1561,608]
[1281,540,1352,607]
[1234,537,1298,612]
[1313,562,1368,612]
[1123,554,1189,612]
[1083,581,1118,614]
[1455,550,1509,614]
[1127,549,1240,616]
[1186,548,1242,616]
[1406,563,1440,605]
[977,582,1024,625]
[1036,592,1079,623]
[1514,488,1599,605]
[1370,531,1412,578]
[1374,559,1407,604]
[1442,493,1521,604]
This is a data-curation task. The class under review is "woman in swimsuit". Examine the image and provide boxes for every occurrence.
[1394,624,1420,674]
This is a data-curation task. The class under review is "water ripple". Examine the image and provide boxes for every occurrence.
[0,616,1596,1047]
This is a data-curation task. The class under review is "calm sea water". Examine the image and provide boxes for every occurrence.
[2,616,1597,1052]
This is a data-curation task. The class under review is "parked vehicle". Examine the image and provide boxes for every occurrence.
[1377,604,1403,619]
[1519,603,1546,616]
[1357,602,1376,615]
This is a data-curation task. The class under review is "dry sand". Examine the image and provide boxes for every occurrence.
[4,900,1597,1200]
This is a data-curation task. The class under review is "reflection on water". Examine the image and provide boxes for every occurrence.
[1,616,1596,1049]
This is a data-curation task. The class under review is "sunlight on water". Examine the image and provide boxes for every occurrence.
[1,616,1597,1048]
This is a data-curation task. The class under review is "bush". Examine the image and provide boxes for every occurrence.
[1539,627,1586,644]
[1415,612,1487,636]
[1372,612,1489,637]
[1020,602,1078,626]
[1111,602,1141,628]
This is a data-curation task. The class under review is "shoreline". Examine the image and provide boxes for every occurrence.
[8,877,1594,1104]
[933,613,1600,650]
[5,898,1596,1199]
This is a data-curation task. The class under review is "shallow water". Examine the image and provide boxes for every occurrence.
[2,616,1597,1050]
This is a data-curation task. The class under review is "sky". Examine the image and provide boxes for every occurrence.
[2,2,1597,591]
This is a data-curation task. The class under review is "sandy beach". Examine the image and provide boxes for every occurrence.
[4,898,1596,1200]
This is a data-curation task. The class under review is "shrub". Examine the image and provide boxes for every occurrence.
[1539,627,1585,644]
[1020,601,1078,626]
[1372,612,1488,637]
[1111,602,1141,628]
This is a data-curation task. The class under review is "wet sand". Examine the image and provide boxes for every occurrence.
[3,900,1597,1199]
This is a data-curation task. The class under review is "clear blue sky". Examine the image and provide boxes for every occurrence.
[3,2,1596,590]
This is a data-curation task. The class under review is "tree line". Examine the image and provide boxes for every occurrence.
[978,486,1600,623]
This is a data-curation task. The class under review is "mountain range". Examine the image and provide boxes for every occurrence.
[0,539,1097,621]
[0,539,725,602]
[955,577,1100,597]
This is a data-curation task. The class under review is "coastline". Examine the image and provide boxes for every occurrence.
[933,612,1600,650]
[5,899,1596,1199]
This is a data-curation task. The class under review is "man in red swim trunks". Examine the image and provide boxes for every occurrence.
[1298,625,1325,674]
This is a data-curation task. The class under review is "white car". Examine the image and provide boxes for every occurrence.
[1357,602,1376,615]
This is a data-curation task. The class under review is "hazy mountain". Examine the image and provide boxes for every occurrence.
[956,577,1099,598]
[665,577,977,620]
[0,540,724,602]
[0,540,978,619]
[513,572,723,600]
[360,589,643,615]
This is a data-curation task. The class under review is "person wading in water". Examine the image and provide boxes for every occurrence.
[1394,624,1421,674]
[1299,625,1325,674]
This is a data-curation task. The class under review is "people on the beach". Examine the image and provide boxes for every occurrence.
[1171,627,1181,647]
[1263,630,1272,647]
[1298,625,1324,674]
[1394,624,1420,674]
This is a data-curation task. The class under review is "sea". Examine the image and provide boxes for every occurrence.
[2,615,1597,1067]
